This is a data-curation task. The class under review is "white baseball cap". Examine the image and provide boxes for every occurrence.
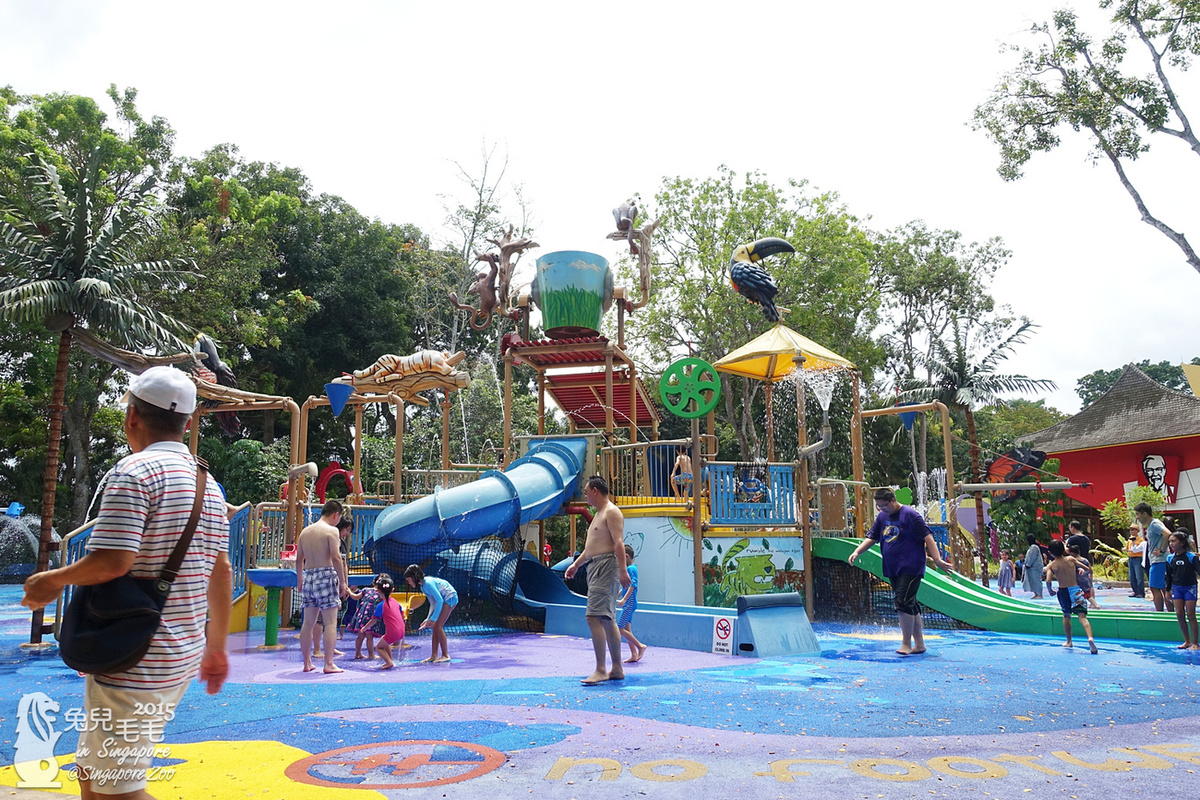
[121,367,197,415]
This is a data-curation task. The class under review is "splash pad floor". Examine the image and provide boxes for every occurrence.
[2,585,1198,799]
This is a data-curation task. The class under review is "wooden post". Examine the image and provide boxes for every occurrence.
[441,391,451,471]
[794,356,813,621]
[537,370,545,436]
[353,402,364,498]
[851,371,867,537]
[765,355,777,462]
[604,346,614,438]
[629,363,638,445]
[503,350,514,466]
[393,396,404,503]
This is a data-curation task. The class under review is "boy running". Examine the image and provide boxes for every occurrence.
[1044,539,1098,654]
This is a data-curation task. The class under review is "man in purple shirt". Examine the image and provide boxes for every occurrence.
[849,488,951,655]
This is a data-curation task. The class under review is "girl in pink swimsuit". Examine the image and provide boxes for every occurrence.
[372,577,407,669]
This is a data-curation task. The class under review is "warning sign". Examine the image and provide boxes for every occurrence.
[712,616,734,655]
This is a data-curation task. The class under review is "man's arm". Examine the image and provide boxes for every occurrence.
[201,551,232,695]
[611,510,631,588]
[924,533,950,570]
[295,535,306,593]
[331,533,348,597]
[21,549,136,610]
[847,537,875,565]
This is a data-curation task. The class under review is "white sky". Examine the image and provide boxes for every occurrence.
[3,0,1197,415]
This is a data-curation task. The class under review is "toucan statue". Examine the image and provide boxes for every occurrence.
[729,237,795,322]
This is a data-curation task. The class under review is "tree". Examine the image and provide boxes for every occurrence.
[625,166,883,463]
[1075,357,1200,405]
[967,399,1069,461]
[0,148,195,643]
[974,1,1200,274]
[1,87,181,527]
[903,318,1057,584]
[874,221,1010,474]
[989,458,1072,554]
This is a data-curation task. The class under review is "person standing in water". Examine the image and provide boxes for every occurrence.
[565,476,631,684]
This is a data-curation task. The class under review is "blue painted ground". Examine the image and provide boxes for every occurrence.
[3,586,1199,799]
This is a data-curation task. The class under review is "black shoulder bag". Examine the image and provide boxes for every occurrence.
[59,464,208,674]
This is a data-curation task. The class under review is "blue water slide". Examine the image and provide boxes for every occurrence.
[366,437,590,551]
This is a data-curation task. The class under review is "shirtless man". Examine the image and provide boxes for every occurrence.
[297,500,348,673]
[1043,538,1098,654]
[670,445,693,499]
[565,476,631,684]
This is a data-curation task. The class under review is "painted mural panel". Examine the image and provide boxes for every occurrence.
[700,536,805,607]
[620,516,806,606]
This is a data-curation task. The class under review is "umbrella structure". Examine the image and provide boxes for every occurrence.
[713,325,855,462]
[712,325,860,620]
[712,324,856,384]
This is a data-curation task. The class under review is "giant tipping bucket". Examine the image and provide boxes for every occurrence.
[531,250,614,338]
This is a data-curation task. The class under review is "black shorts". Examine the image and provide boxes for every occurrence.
[891,573,923,616]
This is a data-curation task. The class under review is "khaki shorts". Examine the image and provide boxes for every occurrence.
[586,552,620,619]
[75,677,190,795]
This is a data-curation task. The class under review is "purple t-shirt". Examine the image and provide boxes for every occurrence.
[867,504,932,578]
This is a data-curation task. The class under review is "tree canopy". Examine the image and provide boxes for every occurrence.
[974,0,1200,274]
[624,166,883,462]
[1075,357,1200,405]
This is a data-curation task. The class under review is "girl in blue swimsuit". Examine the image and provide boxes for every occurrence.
[405,564,459,663]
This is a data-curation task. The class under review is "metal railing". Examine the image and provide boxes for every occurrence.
[601,438,696,507]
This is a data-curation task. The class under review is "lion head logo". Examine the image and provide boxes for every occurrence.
[14,691,62,788]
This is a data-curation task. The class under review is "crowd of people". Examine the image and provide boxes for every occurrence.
[1012,510,1199,651]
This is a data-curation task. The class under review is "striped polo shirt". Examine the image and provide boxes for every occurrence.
[87,441,229,690]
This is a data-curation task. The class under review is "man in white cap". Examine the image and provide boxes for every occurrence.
[23,366,231,800]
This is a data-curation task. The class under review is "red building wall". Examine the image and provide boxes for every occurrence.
[1050,436,1200,512]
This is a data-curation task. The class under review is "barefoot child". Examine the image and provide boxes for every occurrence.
[997,550,1014,597]
[405,565,458,663]
[346,573,387,659]
[372,576,406,669]
[669,445,693,499]
[1165,530,1199,649]
[1069,544,1101,609]
[617,544,647,663]
[1044,539,1098,654]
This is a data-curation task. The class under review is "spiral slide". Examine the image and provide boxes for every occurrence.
[366,437,590,556]
[813,536,1182,642]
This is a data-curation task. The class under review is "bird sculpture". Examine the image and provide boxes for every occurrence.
[728,237,795,322]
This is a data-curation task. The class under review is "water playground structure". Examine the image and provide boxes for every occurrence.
[39,207,1188,657]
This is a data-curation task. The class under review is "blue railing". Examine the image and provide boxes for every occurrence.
[707,463,797,526]
[228,505,250,599]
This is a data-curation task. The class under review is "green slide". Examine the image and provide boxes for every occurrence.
[812,536,1181,642]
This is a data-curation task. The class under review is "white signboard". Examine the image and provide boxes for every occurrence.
[712,616,734,655]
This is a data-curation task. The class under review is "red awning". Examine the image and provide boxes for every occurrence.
[545,370,659,429]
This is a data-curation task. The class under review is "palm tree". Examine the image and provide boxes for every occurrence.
[0,148,195,644]
[903,318,1055,586]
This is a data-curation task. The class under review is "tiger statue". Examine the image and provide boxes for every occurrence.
[352,350,454,384]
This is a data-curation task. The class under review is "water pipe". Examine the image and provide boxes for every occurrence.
[798,412,833,459]
[562,504,594,524]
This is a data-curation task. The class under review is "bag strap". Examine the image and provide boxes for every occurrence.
[158,460,209,586]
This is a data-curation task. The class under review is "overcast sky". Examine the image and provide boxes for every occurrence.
[3,0,1197,414]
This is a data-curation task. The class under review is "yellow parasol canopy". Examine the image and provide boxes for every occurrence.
[713,324,856,383]
[1182,362,1200,397]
